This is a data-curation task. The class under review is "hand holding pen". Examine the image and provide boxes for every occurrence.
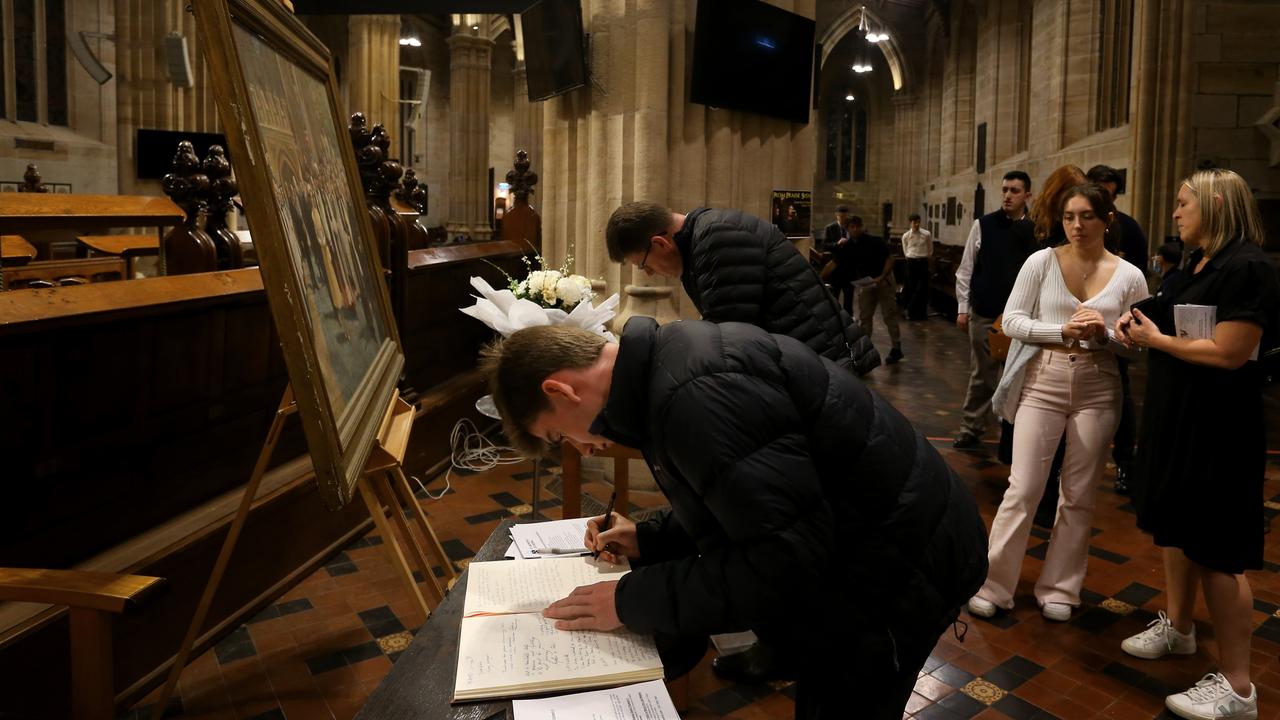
[584,494,641,564]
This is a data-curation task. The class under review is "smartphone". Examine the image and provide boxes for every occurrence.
[1130,296,1160,324]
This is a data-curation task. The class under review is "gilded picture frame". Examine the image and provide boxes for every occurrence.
[191,0,404,509]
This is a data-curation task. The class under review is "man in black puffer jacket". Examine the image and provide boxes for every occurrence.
[605,201,880,376]
[483,319,988,720]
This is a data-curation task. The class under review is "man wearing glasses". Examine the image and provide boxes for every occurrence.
[605,201,879,378]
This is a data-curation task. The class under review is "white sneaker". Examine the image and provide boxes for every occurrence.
[967,596,997,618]
[1121,610,1197,659]
[1165,673,1256,720]
[1041,602,1072,622]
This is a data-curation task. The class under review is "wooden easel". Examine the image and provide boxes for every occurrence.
[151,386,456,720]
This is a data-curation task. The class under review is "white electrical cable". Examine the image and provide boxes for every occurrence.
[413,418,526,500]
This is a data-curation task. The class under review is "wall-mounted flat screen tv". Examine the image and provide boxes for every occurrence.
[521,0,589,101]
[690,0,815,124]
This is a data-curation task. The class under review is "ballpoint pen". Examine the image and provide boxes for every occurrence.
[592,491,618,560]
[530,547,589,555]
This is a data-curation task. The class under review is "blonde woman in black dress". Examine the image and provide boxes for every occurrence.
[1115,169,1278,720]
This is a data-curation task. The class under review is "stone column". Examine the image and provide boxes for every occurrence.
[347,16,400,132]
[892,94,921,227]
[1128,0,1194,243]
[512,62,543,182]
[447,30,495,240]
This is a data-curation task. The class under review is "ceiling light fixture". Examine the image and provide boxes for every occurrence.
[845,93,855,102]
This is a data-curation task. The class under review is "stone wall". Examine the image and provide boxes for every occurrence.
[1188,0,1280,233]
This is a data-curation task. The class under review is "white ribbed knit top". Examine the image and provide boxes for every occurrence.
[1002,247,1150,345]
[992,247,1150,421]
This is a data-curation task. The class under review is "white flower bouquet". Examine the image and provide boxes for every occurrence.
[460,253,619,339]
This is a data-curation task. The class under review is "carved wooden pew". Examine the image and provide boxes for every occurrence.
[3,256,127,289]
[0,568,164,720]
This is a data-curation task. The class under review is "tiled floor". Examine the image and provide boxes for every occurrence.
[123,315,1280,719]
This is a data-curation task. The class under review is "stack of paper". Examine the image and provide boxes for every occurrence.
[509,518,591,558]
[511,680,679,720]
[454,557,664,701]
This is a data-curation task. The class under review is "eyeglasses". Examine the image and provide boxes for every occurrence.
[637,240,654,272]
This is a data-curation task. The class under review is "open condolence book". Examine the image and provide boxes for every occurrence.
[453,556,664,702]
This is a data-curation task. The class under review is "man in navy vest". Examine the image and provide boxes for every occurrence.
[953,171,1033,449]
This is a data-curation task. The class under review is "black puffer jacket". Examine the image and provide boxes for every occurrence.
[600,318,987,655]
[677,207,880,376]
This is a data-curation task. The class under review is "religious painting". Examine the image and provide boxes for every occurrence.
[191,0,402,509]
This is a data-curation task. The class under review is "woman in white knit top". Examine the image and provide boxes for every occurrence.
[968,184,1149,622]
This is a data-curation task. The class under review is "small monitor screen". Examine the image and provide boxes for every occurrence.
[690,0,815,124]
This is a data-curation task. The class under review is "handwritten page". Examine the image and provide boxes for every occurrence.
[464,556,629,615]
[509,518,592,559]
[455,614,662,700]
[455,557,662,701]
[511,680,679,720]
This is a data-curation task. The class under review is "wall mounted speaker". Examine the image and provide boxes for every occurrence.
[163,32,194,88]
[69,31,112,85]
[405,68,431,128]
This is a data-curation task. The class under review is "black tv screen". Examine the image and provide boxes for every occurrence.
[521,0,588,101]
[690,0,815,124]
[136,128,229,180]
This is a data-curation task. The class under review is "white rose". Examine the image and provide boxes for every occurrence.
[526,271,546,295]
[541,282,559,305]
[556,277,584,307]
[572,275,594,302]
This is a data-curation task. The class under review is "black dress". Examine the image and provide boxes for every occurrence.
[1133,239,1280,574]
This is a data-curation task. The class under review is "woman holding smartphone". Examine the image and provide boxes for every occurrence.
[1115,169,1278,720]
[967,184,1148,622]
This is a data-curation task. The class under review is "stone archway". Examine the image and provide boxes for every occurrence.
[817,5,911,92]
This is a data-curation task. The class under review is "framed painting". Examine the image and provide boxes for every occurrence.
[191,0,403,509]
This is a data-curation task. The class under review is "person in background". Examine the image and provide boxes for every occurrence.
[1086,164,1149,495]
[1116,169,1278,720]
[829,215,904,364]
[822,205,856,313]
[968,184,1149,623]
[953,171,1034,448]
[605,201,879,378]
[1086,165,1149,270]
[1153,241,1185,299]
[902,213,934,321]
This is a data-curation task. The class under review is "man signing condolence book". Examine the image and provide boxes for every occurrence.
[481,318,988,720]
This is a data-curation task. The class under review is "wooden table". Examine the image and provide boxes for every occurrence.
[76,235,160,278]
[356,518,517,720]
